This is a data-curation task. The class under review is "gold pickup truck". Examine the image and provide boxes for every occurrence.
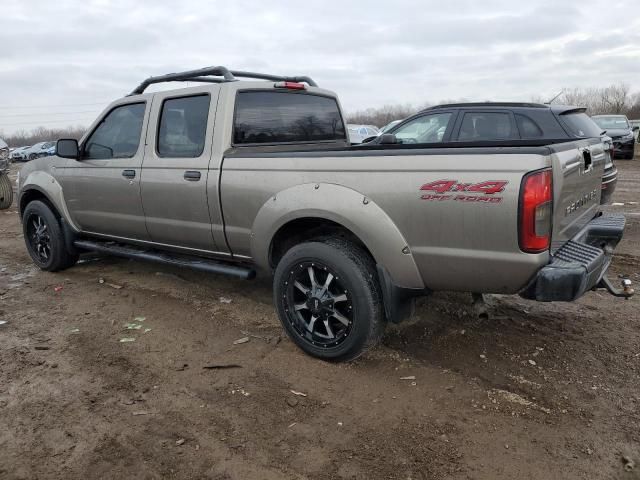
[16,66,633,361]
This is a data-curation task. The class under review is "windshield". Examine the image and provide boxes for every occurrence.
[592,116,630,130]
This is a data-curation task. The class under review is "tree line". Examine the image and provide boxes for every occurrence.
[0,126,85,148]
[1,84,638,145]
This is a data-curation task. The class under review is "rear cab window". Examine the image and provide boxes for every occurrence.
[233,91,346,145]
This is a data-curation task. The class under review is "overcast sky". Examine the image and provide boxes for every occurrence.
[1,0,639,134]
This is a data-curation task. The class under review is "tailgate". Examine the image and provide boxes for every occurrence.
[549,139,605,252]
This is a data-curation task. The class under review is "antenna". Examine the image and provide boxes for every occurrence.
[545,90,564,105]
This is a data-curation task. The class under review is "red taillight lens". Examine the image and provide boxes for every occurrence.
[274,81,306,90]
[519,169,552,253]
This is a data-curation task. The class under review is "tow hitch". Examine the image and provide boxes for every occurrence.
[595,276,634,299]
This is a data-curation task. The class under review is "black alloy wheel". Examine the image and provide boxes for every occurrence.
[274,239,385,361]
[26,213,52,263]
[22,200,78,271]
[283,261,354,348]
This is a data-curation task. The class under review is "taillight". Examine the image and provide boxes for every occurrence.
[519,169,552,253]
[274,81,306,90]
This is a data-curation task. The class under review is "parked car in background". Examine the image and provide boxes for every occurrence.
[380,119,402,133]
[24,141,55,160]
[43,144,56,156]
[11,146,31,162]
[591,115,636,160]
[372,102,618,205]
[347,124,380,144]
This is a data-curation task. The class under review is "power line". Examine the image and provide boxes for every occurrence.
[0,110,101,118]
[0,101,112,110]
[0,117,95,127]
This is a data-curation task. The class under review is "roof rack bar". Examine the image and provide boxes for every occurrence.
[129,66,318,95]
[130,66,235,95]
[228,71,318,87]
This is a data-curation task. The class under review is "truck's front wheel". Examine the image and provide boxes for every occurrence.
[273,239,385,362]
[22,200,78,272]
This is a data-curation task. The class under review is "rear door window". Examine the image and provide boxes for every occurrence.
[456,112,516,141]
[157,94,210,158]
[233,91,346,145]
[391,113,452,143]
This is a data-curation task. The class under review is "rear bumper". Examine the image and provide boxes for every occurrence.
[520,213,625,301]
[600,167,618,205]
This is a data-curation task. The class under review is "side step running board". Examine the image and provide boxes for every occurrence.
[74,240,256,280]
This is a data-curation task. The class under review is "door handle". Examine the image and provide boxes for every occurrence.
[122,169,136,179]
[184,171,201,181]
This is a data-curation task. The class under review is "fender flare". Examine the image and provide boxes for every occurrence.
[20,171,80,232]
[250,183,424,290]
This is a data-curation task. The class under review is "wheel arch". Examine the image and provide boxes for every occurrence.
[19,171,79,231]
[251,183,424,290]
[19,186,60,219]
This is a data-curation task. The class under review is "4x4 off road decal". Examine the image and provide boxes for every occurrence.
[420,180,508,204]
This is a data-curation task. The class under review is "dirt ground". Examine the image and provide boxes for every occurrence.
[1,151,639,480]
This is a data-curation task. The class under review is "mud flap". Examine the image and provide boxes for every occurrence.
[59,217,80,256]
[376,265,427,323]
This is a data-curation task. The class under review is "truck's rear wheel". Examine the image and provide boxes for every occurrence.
[22,200,78,272]
[273,238,385,361]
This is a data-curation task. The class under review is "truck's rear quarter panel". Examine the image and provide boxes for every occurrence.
[221,149,552,293]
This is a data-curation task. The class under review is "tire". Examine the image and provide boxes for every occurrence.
[29,154,36,160]
[0,173,12,210]
[22,200,78,271]
[273,238,385,362]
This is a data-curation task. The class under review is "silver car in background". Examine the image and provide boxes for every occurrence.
[11,146,31,162]
[347,124,380,144]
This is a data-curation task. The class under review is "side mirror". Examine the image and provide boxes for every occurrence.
[56,139,79,159]
[378,133,398,145]
[361,136,377,144]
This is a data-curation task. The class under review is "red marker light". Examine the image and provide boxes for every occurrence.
[274,81,306,90]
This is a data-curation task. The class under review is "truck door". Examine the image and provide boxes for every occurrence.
[64,101,151,240]
[141,88,221,253]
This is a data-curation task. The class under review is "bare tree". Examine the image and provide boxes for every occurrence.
[346,104,421,128]
[626,92,640,119]
[560,83,633,115]
[600,83,630,114]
